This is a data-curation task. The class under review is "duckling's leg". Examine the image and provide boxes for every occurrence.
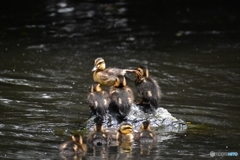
[94,116,103,123]
[89,107,96,118]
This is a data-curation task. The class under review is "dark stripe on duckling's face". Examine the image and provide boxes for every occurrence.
[120,125,133,134]
[95,58,104,64]
[92,58,105,71]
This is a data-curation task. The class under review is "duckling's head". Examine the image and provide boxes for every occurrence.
[91,83,102,92]
[119,122,133,135]
[140,120,151,131]
[94,122,105,132]
[92,57,106,71]
[137,121,156,143]
[92,122,109,146]
[114,75,127,88]
[71,134,84,145]
[136,66,149,78]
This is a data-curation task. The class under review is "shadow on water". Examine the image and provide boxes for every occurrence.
[0,0,240,159]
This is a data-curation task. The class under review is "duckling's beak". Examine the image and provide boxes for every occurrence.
[92,65,98,72]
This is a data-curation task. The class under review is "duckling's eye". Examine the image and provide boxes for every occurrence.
[137,69,142,74]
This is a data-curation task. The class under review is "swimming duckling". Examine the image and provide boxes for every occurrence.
[87,83,110,121]
[134,120,157,143]
[59,134,87,156]
[92,57,139,86]
[87,122,110,146]
[117,122,134,142]
[109,75,134,120]
[135,66,162,110]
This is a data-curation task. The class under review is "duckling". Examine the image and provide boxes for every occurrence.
[135,66,162,110]
[116,122,134,142]
[87,122,110,146]
[87,83,110,121]
[59,134,87,156]
[109,75,134,120]
[92,57,139,86]
[134,120,157,143]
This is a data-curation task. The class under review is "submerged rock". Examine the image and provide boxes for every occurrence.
[85,104,187,134]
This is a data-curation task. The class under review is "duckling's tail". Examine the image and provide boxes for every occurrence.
[119,103,131,117]
[96,107,107,119]
[149,98,159,110]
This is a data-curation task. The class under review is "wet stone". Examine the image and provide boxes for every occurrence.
[85,104,188,133]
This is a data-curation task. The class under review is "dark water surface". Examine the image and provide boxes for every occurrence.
[1,0,239,159]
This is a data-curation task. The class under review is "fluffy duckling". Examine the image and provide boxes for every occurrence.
[87,122,110,146]
[105,123,134,142]
[59,134,87,156]
[92,57,139,86]
[134,120,157,143]
[87,83,110,120]
[135,66,162,110]
[117,122,134,142]
[109,75,134,119]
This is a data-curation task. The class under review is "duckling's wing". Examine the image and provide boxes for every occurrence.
[102,91,111,105]
[126,87,134,103]
[148,78,161,96]
[97,71,117,86]
[104,68,126,76]
[87,92,109,110]
[87,93,95,108]
[98,71,111,80]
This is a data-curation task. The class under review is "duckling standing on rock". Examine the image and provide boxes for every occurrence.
[59,134,87,156]
[109,75,134,121]
[135,66,162,110]
[134,120,157,143]
[87,122,111,146]
[87,83,110,121]
[92,57,139,86]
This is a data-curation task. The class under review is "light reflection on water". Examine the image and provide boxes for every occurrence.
[1,0,240,159]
